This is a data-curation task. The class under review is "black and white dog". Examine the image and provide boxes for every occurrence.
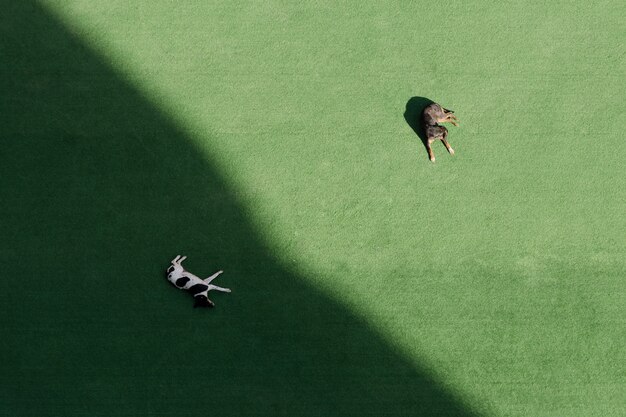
[166,255,230,308]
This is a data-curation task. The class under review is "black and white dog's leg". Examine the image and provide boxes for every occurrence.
[172,255,187,266]
[208,284,231,293]
[203,270,223,284]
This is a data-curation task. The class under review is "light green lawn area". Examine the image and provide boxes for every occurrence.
[1,0,624,416]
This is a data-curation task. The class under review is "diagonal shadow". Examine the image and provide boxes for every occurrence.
[0,2,479,416]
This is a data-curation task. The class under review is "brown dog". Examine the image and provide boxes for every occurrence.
[422,103,459,162]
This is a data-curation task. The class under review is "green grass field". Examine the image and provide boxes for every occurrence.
[1,1,624,416]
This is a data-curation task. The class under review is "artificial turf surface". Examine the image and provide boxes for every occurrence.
[1,0,624,416]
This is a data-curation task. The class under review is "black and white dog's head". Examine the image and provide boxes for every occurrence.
[166,255,186,283]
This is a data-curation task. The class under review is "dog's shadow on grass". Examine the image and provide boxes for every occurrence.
[404,96,435,159]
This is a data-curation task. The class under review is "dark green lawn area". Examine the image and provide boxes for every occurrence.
[1,1,624,416]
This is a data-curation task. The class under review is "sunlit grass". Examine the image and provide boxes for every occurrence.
[36,1,626,416]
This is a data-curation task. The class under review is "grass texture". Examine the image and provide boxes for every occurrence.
[1,1,624,416]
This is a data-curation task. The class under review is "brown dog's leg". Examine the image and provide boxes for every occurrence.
[445,114,459,126]
[442,139,455,155]
[441,131,455,155]
[427,140,435,162]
